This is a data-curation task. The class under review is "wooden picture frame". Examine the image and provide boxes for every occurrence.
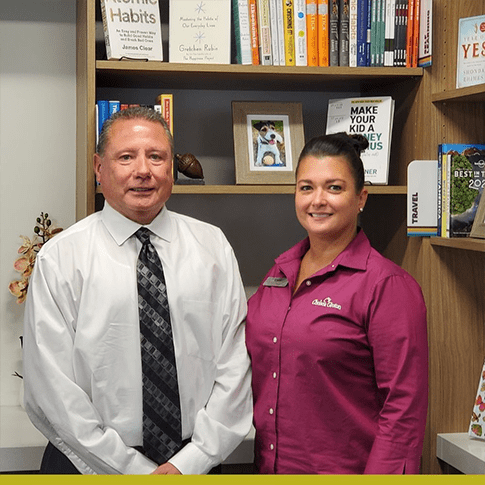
[232,101,304,184]
[470,192,485,238]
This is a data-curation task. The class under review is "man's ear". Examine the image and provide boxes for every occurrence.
[93,153,102,184]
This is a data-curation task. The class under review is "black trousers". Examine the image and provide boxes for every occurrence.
[40,441,222,474]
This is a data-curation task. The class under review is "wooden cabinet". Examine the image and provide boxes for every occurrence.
[76,0,484,474]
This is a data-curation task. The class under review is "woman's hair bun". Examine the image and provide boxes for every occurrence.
[348,134,369,154]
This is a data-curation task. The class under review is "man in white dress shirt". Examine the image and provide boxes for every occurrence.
[23,106,253,474]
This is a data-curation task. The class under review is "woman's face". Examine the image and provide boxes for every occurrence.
[295,155,367,242]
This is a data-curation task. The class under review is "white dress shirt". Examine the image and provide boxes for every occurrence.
[23,202,252,475]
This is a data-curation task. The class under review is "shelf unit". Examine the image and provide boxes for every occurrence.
[76,0,485,475]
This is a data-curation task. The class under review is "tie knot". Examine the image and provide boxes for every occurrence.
[135,227,152,245]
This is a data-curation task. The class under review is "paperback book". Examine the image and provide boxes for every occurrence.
[326,96,395,185]
[100,0,163,61]
[456,14,485,89]
[438,144,485,238]
[169,0,231,64]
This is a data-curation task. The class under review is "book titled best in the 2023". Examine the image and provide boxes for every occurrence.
[169,0,231,64]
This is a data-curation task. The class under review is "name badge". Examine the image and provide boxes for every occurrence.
[263,277,288,287]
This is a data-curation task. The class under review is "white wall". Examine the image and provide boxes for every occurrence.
[0,1,77,406]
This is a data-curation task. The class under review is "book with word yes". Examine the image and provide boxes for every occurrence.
[326,96,395,185]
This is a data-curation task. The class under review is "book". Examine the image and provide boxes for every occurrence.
[248,0,260,64]
[405,0,414,67]
[417,0,432,67]
[318,0,330,66]
[329,0,339,66]
[155,94,174,135]
[99,0,163,61]
[339,0,349,66]
[169,0,232,64]
[275,0,286,65]
[377,0,385,66]
[412,0,420,68]
[468,358,485,441]
[349,0,358,67]
[356,0,368,66]
[438,144,485,237]
[306,0,319,66]
[257,0,273,64]
[326,96,395,185]
[233,0,252,64]
[384,0,396,66]
[269,0,282,65]
[370,0,378,66]
[295,0,308,65]
[96,100,109,144]
[283,0,296,65]
[407,160,438,237]
[365,0,372,65]
[394,0,407,66]
[456,15,485,89]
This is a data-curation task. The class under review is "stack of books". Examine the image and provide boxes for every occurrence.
[234,0,432,67]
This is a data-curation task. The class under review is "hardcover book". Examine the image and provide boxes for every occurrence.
[257,0,273,65]
[456,14,485,89]
[326,96,395,185]
[339,0,349,66]
[233,0,252,64]
[329,0,339,66]
[169,0,231,64]
[100,0,163,61]
[438,144,485,238]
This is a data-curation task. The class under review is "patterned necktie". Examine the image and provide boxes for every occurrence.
[135,228,182,464]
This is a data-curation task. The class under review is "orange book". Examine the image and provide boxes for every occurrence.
[306,0,318,66]
[405,0,415,67]
[318,0,329,66]
[248,0,260,64]
[412,0,421,68]
[155,94,173,135]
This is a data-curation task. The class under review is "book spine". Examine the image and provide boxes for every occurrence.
[339,0,349,66]
[370,0,377,66]
[108,100,120,117]
[318,0,330,66]
[234,0,253,64]
[405,0,414,67]
[384,0,396,66]
[412,0,420,68]
[377,0,385,66]
[357,0,368,66]
[275,0,286,65]
[307,0,319,66]
[97,100,109,143]
[99,0,113,60]
[258,0,273,64]
[418,0,431,66]
[349,0,358,67]
[329,0,339,66]
[156,94,174,135]
[283,0,296,65]
[436,144,442,237]
[366,0,372,65]
[269,0,281,65]
[249,0,261,64]
[295,0,308,65]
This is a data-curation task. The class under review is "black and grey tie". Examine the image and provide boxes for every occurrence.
[135,227,182,464]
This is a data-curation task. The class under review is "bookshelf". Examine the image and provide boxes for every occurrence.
[76,0,485,475]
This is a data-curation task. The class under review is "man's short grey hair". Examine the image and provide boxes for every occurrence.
[96,106,174,157]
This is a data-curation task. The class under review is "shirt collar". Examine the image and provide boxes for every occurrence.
[275,228,371,274]
[101,202,172,246]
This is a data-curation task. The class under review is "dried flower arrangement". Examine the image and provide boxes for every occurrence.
[8,212,63,304]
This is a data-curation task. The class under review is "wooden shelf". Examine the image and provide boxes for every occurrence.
[430,236,485,252]
[96,61,423,91]
[96,185,407,195]
[432,83,485,103]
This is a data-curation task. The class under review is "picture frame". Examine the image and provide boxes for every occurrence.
[232,101,304,184]
[470,192,485,238]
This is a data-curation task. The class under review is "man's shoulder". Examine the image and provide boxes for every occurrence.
[167,209,225,239]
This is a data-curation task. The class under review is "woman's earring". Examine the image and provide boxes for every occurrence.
[359,208,364,213]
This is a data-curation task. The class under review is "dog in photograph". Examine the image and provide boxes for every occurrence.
[253,120,284,166]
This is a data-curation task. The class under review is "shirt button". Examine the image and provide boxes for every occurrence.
[273,337,277,343]
[270,444,274,450]
[269,408,274,415]
[306,280,311,286]
[272,372,277,378]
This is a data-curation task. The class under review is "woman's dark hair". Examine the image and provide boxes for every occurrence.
[296,132,369,192]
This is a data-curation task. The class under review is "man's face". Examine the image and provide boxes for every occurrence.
[94,118,173,225]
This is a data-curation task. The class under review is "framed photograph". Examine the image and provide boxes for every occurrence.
[470,193,485,238]
[232,101,304,184]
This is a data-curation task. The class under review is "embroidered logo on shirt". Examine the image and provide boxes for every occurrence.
[312,297,342,310]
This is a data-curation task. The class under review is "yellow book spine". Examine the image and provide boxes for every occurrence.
[283,0,295,65]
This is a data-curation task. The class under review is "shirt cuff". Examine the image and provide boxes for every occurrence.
[168,442,215,475]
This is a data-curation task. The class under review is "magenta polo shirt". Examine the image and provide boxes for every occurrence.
[245,230,428,474]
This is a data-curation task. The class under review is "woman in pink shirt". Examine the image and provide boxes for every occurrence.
[245,133,428,474]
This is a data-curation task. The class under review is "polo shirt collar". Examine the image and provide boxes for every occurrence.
[101,202,172,246]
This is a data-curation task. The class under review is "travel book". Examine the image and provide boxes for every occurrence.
[438,143,485,238]
[456,14,485,89]
[100,0,163,61]
[169,0,231,64]
[326,96,395,185]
